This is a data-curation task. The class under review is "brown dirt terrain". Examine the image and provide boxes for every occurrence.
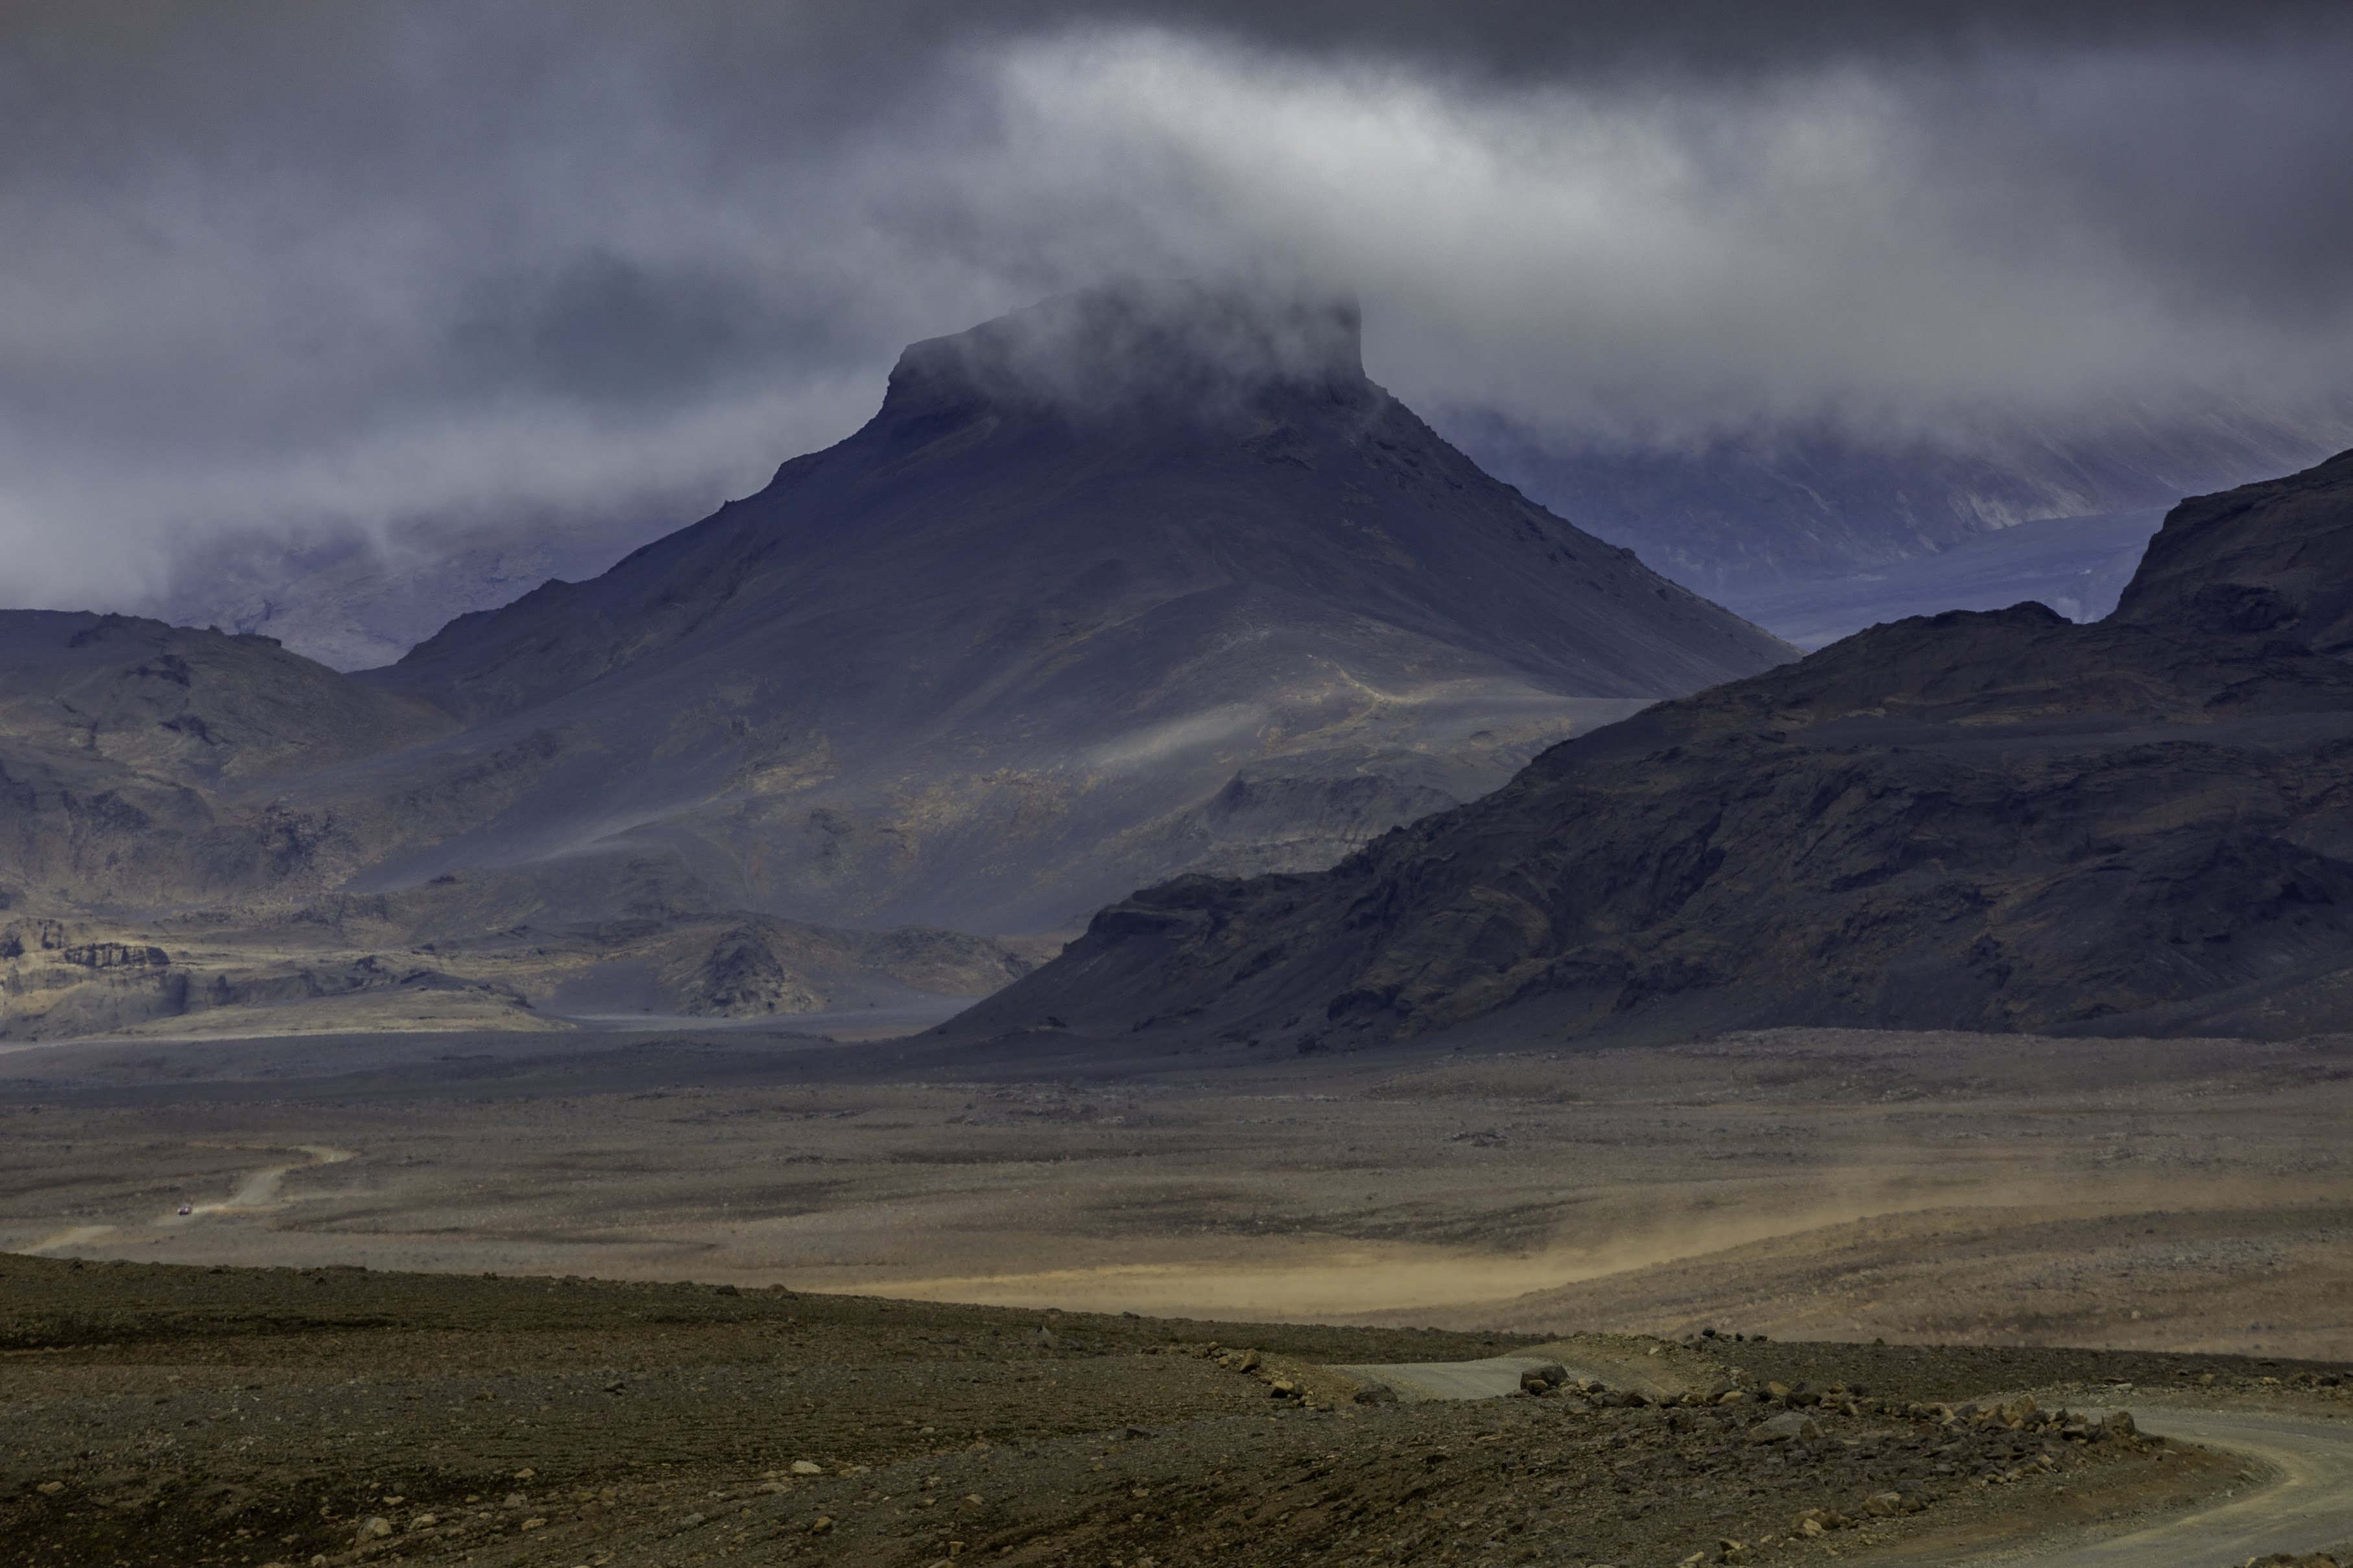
[5,1027,2345,1361]
[10,1253,2339,1568]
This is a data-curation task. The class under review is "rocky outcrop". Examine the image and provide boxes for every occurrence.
[2112,447,2353,650]
[944,446,2353,1051]
[0,905,1049,1040]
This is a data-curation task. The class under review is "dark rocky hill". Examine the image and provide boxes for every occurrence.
[946,446,2353,1052]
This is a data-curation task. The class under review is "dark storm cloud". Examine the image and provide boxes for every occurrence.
[2,0,2350,610]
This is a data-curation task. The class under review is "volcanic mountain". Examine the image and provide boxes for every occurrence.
[946,446,2353,1052]
[337,282,1791,934]
[0,283,1793,1036]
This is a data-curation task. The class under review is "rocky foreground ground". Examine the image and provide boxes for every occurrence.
[5,1253,2348,1568]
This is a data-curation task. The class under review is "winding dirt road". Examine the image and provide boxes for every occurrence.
[26,1143,355,1253]
[1333,1355,2353,1566]
[1989,1404,2353,1567]
[181,1142,353,1217]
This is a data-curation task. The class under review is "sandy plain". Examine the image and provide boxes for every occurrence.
[3,1023,2347,1362]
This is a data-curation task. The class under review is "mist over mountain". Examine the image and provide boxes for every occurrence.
[947,445,2353,1055]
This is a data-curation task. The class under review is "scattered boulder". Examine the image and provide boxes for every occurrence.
[1747,1411,1822,1445]
[1519,1364,1568,1396]
[1353,1382,1400,1405]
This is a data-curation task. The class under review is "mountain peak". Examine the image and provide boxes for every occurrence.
[883,279,1367,425]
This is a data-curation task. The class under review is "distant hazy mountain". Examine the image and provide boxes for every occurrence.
[1717,508,2166,650]
[1452,407,2353,644]
[0,285,1795,1038]
[950,446,2353,1052]
[140,511,684,673]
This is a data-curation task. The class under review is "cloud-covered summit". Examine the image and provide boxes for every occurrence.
[890,281,1366,424]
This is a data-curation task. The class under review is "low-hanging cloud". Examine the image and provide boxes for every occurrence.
[2,1,2350,615]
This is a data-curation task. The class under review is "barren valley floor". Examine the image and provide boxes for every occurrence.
[5,1025,2352,1567]
[2,1025,2346,1359]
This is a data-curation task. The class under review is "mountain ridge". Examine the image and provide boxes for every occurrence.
[942,445,2353,1053]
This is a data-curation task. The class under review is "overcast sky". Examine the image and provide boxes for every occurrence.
[4,0,2351,612]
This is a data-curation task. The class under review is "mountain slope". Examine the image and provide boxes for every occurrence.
[946,446,2353,1051]
[335,283,1793,932]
